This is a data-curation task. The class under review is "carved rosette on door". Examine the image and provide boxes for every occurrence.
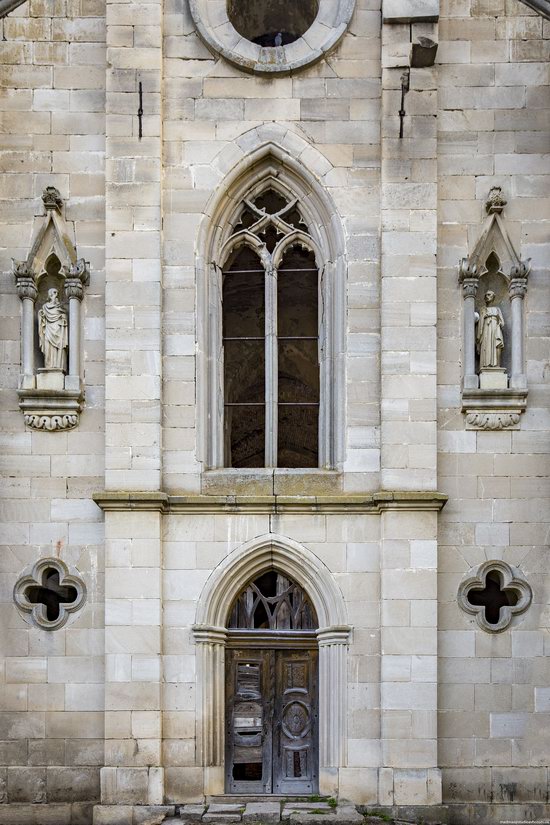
[225,570,319,794]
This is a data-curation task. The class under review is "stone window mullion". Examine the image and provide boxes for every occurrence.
[265,256,278,467]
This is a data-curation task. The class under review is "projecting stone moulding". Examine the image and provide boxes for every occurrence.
[383,0,439,23]
[12,187,89,431]
[459,188,530,430]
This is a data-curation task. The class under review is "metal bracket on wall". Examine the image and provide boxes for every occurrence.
[138,81,143,140]
[398,68,410,139]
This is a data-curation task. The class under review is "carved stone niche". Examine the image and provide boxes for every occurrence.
[459,188,530,430]
[13,187,89,431]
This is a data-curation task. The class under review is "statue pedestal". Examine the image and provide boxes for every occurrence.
[479,368,508,390]
[36,369,65,391]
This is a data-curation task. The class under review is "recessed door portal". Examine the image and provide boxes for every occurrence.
[225,571,319,795]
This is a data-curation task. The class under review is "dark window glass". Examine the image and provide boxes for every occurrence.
[223,247,265,467]
[227,0,319,47]
[277,246,319,468]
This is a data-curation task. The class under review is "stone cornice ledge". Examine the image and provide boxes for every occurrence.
[92,490,448,514]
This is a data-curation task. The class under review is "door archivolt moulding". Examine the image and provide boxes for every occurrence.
[192,534,350,789]
[12,187,89,431]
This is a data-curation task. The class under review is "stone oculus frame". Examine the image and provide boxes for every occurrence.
[189,0,356,75]
[459,188,530,430]
[13,187,89,431]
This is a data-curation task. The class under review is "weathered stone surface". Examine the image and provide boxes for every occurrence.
[243,802,281,823]
[1,0,550,816]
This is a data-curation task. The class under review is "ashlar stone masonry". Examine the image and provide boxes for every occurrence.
[0,0,549,823]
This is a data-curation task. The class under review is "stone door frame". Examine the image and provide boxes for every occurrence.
[192,534,351,796]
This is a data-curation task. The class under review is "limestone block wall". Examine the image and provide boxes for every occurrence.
[160,511,383,804]
[0,0,106,813]
[161,0,383,493]
[437,0,550,808]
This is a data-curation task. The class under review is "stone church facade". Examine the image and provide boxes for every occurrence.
[0,0,549,822]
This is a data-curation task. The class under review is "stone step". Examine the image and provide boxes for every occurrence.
[175,800,362,825]
[243,801,282,823]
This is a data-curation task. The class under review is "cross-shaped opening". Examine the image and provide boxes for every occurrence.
[25,566,78,622]
[466,569,519,625]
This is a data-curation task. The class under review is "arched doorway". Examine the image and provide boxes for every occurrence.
[225,570,319,794]
[192,535,350,797]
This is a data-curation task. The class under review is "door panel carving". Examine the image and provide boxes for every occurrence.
[274,650,318,794]
[226,647,318,794]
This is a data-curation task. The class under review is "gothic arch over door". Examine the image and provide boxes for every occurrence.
[192,535,351,796]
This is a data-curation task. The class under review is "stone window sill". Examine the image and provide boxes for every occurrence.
[201,468,343,496]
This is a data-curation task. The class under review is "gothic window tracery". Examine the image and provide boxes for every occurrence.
[221,188,321,468]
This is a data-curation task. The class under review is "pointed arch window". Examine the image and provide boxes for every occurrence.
[221,188,321,468]
[200,152,345,472]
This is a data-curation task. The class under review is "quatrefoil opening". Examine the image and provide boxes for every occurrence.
[458,560,532,633]
[14,558,86,630]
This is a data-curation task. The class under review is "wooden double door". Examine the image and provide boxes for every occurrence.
[225,646,318,795]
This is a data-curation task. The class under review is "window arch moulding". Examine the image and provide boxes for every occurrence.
[12,187,89,431]
[458,188,530,430]
[197,145,346,477]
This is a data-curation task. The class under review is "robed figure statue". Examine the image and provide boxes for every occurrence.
[38,288,68,371]
[476,290,504,369]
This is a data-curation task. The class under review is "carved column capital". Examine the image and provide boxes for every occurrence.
[458,258,480,290]
[64,277,84,301]
[461,277,479,299]
[13,262,38,302]
[509,279,528,300]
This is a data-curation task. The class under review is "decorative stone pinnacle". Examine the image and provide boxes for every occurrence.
[12,259,33,279]
[42,186,63,212]
[458,257,478,282]
[485,186,507,215]
[510,259,531,281]
[13,260,38,301]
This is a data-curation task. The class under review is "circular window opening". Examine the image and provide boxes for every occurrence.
[227,0,320,47]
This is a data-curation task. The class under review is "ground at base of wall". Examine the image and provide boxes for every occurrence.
[4,802,550,825]
[362,803,550,825]
[0,802,94,824]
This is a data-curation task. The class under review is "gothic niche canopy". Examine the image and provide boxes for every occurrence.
[459,188,530,430]
[12,187,89,431]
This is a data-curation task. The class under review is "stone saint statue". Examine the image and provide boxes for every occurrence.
[476,290,504,369]
[38,288,68,371]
